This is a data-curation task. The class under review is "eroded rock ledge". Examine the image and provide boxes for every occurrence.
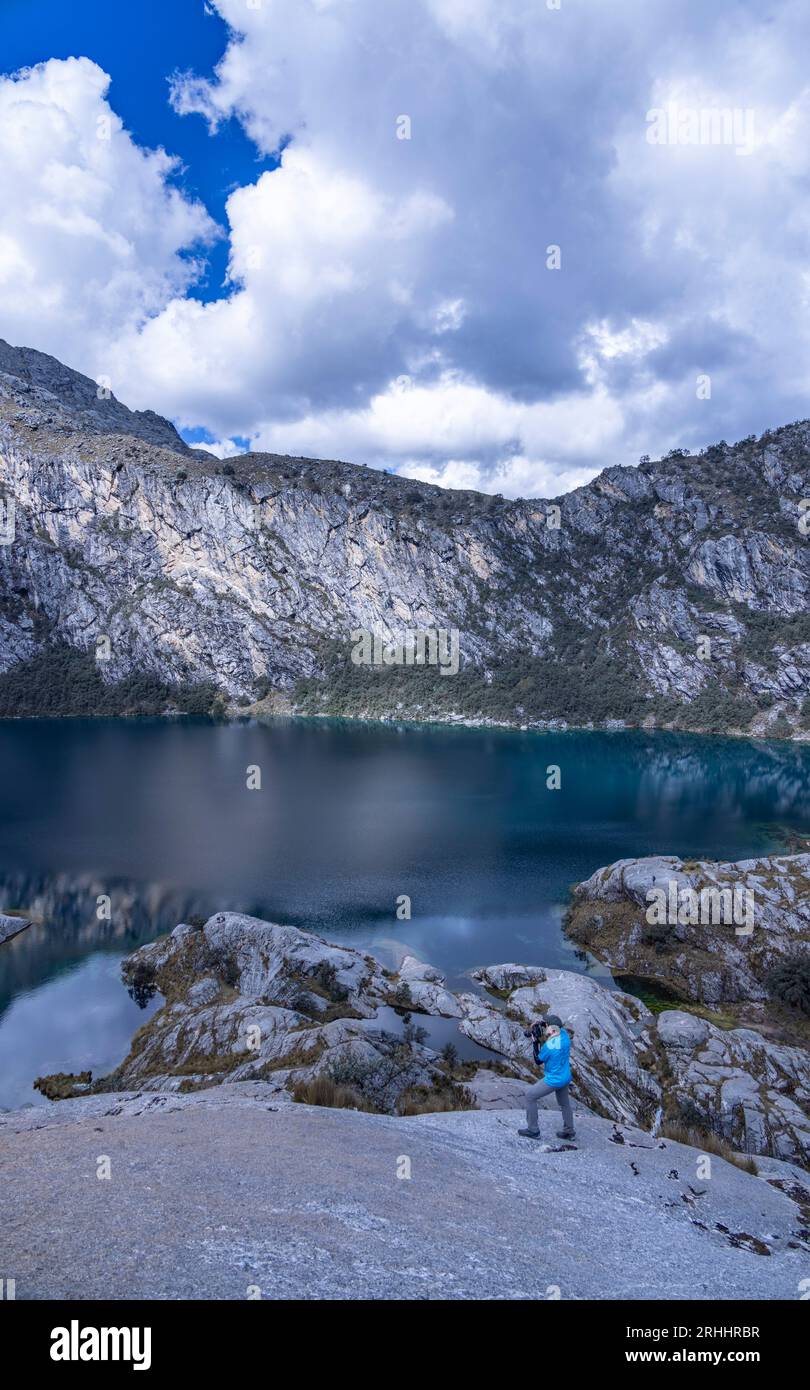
[563,850,810,1162]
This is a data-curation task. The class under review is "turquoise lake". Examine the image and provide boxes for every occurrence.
[1,718,809,1109]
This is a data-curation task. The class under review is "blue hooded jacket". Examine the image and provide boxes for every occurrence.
[536,1028,572,1089]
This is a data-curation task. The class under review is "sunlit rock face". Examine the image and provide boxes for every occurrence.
[0,340,808,732]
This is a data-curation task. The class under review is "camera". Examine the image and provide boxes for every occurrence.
[523,1021,546,1043]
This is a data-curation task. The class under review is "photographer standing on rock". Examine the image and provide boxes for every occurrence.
[519,1014,576,1141]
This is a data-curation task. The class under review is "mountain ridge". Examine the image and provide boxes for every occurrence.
[0,338,193,456]
[0,341,808,734]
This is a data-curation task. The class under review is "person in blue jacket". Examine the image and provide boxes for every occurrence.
[518,1014,576,1140]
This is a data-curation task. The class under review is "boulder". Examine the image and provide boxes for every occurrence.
[396,954,462,1016]
[472,963,547,992]
[186,977,221,1008]
[567,851,810,1003]
[399,954,445,984]
[655,1010,810,1165]
[0,913,32,946]
[656,1010,710,1051]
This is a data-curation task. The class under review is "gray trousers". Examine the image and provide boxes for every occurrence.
[526,1080,574,1133]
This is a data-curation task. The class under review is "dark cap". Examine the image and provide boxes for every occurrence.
[545,1014,563,1028]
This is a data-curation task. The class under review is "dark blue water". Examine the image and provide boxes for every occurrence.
[1,718,809,1108]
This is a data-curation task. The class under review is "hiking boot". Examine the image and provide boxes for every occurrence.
[556,1129,576,1140]
[518,1127,541,1139]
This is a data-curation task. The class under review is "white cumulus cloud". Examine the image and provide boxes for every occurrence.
[0,57,216,383]
[4,3,810,497]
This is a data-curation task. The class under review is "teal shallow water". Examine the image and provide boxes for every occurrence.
[0,718,808,1108]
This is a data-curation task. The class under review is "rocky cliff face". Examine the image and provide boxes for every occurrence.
[0,341,808,731]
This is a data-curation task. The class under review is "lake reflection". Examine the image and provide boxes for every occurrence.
[1,719,808,1107]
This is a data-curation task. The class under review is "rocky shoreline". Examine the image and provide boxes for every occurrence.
[567,851,810,1011]
[35,850,810,1169]
[240,703,810,743]
[9,848,809,1299]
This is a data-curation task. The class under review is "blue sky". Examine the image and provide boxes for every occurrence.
[0,0,275,301]
[0,0,809,495]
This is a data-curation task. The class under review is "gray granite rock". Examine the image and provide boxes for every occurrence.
[472,963,547,992]
[35,906,810,1167]
[0,913,32,946]
[460,968,660,1125]
[1,1087,807,1300]
[656,1010,710,1050]
[399,954,445,984]
[568,851,810,1003]
[396,954,463,1016]
[465,1069,533,1110]
[655,1010,810,1164]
